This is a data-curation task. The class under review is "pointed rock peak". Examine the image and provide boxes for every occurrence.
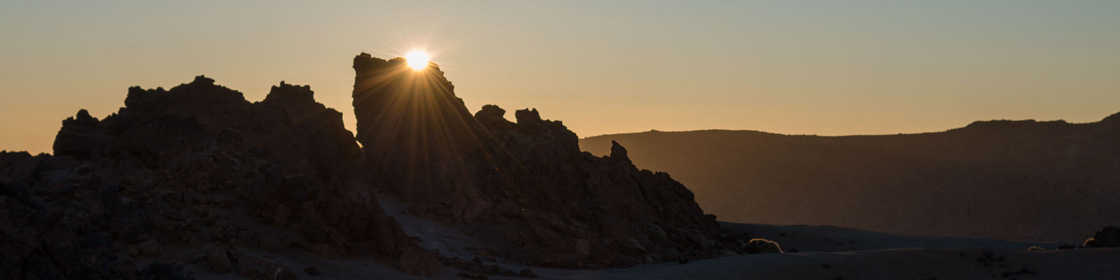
[610,140,631,164]
[75,109,94,121]
[63,109,101,127]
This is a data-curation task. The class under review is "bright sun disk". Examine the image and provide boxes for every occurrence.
[405,50,430,70]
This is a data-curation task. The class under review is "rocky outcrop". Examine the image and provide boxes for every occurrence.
[1083,226,1120,248]
[352,54,491,219]
[52,109,113,160]
[3,53,743,278]
[744,238,783,254]
[2,76,419,279]
[352,53,732,267]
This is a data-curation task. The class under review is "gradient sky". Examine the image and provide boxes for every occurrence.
[2,1,1118,154]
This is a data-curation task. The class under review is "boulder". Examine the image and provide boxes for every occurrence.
[1083,226,1120,248]
[205,245,233,273]
[744,238,783,254]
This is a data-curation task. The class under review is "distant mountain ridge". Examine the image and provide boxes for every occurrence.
[581,113,1120,242]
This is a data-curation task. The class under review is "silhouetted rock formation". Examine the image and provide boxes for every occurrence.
[1083,226,1120,248]
[52,109,112,159]
[352,54,729,267]
[2,54,743,278]
[1,76,419,279]
[582,114,1120,242]
[744,238,783,254]
[352,54,491,218]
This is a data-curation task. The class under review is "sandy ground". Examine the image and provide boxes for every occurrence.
[177,208,1120,280]
[721,223,1067,252]
[180,245,1120,280]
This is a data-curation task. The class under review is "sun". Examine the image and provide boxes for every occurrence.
[404,50,430,70]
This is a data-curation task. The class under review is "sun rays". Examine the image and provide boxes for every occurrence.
[404,50,431,70]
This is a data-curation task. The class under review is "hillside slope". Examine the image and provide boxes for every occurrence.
[582,114,1120,242]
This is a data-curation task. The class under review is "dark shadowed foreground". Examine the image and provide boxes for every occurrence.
[184,222,1120,280]
[583,118,1120,243]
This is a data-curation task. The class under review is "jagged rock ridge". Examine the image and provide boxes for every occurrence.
[0,53,743,279]
[352,53,734,267]
[2,76,421,279]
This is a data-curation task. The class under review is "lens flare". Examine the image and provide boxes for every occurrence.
[404,50,430,70]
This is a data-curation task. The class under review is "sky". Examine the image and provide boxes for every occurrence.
[2,0,1118,154]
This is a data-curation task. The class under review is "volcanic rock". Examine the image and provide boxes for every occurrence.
[744,238,783,254]
[52,109,113,160]
[1083,226,1120,248]
[352,53,729,267]
[1,76,426,278]
[610,140,630,164]
[2,53,738,278]
[352,54,490,219]
[206,245,233,273]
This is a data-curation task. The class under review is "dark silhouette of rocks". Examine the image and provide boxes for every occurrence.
[352,54,490,218]
[744,238,783,254]
[52,109,113,159]
[1,53,744,278]
[352,53,731,267]
[1,76,420,279]
[610,140,630,163]
[581,114,1120,242]
[1083,226,1120,248]
[205,245,233,273]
